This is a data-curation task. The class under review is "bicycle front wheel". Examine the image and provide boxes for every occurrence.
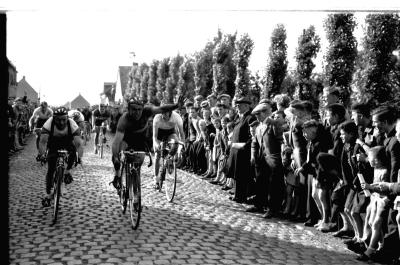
[129,168,141,230]
[120,162,128,213]
[164,158,177,202]
[52,167,63,224]
[100,143,104,158]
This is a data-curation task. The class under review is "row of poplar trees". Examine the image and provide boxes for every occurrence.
[125,13,400,109]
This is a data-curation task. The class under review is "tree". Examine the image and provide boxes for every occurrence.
[165,54,184,103]
[323,13,358,107]
[294,25,321,101]
[140,66,149,103]
[233,33,254,97]
[264,24,288,98]
[212,32,237,98]
[156,57,170,104]
[352,14,400,106]
[194,29,222,97]
[147,60,160,105]
[177,57,196,100]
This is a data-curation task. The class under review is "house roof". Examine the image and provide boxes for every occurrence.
[70,94,91,109]
[118,66,131,97]
[17,76,38,96]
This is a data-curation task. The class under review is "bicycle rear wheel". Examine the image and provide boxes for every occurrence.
[52,167,63,224]
[164,158,177,202]
[129,168,141,230]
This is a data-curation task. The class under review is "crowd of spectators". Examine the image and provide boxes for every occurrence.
[173,89,400,265]
[8,96,37,155]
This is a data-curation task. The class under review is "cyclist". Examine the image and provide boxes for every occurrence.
[110,96,184,197]
[80,106,92,141]
[29,101,53,157]
[68,109,85,133]
[92,103,111,154]
[152,109,185,189]
[38,107,83,206]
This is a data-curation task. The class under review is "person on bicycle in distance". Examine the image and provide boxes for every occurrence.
[110,95,184,191]
[68,108,85,135]
[152,106,185,189]
[92,103,111,154]
[29,101,53,157]
[81,105,92,132]
[38,107,83,206]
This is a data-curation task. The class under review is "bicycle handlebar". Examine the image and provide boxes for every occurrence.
[122,150,153,167]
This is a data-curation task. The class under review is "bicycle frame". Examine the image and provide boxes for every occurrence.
[119,150,152,230]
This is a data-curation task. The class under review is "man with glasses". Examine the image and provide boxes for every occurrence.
[110,96,184,194]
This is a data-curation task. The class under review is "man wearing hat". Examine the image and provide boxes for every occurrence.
[194,95,204,109]
[227,95,255,203]
[248,100,285,218]
[217,93,231,108]
[207,93,218,117]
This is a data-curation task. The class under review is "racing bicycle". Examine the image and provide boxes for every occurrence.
[118,149,152,230]
[157,139,184,202]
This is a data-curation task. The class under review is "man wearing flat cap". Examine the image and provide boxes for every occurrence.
[194,95,204,109]
[200,100,210,109]
[217,94,231,108]
[226,95,256,203]
[248,100,285,218]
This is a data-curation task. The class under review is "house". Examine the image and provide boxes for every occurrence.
[102,82,116,103]
[15,76,39,104]
[7,58,18,99]
[70,94,91,109]
[114,64,136,104]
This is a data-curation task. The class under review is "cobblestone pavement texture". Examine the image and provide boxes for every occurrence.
[9,134,379,265]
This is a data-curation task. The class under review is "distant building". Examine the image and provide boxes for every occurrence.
[102,82,116,103]
[8,59,18,99]
[15,76,39,104]
[114,64,136,104]
[70,94,91,109]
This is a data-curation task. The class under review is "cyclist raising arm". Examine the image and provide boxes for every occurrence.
[38,107,83,206]
[110,96,184,191]
[152,109,185,189]
[29,101,53,157]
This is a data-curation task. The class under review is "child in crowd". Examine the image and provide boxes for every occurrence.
[358,146,390,261]
[281,145,299,219]
[222,121,235,191]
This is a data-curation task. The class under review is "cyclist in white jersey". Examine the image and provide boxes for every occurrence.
[152,110,185,189]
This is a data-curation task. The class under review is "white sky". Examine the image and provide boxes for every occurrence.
[3,0,400,105]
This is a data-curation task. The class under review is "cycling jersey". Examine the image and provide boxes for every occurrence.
[68,110,85,124]
[31,106,53,128]
[116,107,153,151]
[93,109,111,126]
[153,111,183,140]
[41,117,80,150]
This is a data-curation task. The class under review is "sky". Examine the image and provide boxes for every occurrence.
[3,0,400,106]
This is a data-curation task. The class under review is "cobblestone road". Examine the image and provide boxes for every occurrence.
[9,135,378,265]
